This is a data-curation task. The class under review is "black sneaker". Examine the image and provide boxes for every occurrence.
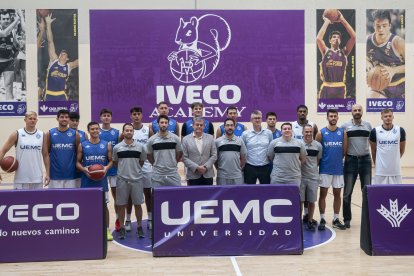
[119,227,126,240]
[307,221,315,231]
[344,220,351,229]
[318,218,326,230]
[332,218,346,230]
[311,219,318,226]
[302,214,309,223]
[137,226,145,238]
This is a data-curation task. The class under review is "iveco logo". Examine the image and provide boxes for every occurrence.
[0,203,80,222]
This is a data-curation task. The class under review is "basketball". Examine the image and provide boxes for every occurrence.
[367,66,390,91]
[88,164,106,181]
[37,9,50,18]
[0,156,19,173]
[323,9,341,22]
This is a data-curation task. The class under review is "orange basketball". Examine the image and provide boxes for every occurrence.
[37,9,50,18]
[0,156,19,173]
[367,66,390,91]
[88,164,106,181]
[323,9,341,22]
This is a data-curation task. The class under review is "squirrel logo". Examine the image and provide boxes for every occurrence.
[168,14,231,83]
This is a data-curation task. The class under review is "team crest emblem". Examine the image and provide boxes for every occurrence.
[36,133,41,139]
[167,14,231,83]
[100,144,105,149]
[67,131,73,137]
[16,104,26,114]
[70,103,79,112]
[337,130,341,135]
[396,101,404,111]
[111,130,115,136]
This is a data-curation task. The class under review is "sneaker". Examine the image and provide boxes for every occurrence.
[107,229,113,241]
[147,220,152,230]
[318,218,326,231]
[332,218,347,230]
[119,227,126,240]
[311,219,318,226]
[115,218,121,232]
[302,214,309,223]
[307,220,315,231]
[137,226,145,238]
[125,220,132,232]
[344,220,351,229]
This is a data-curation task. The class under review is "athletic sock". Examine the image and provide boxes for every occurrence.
[126,213,131,221]
[148,211,152,221]
[320,213,325,219]
[304,208,308,215]
[333,213,339,220]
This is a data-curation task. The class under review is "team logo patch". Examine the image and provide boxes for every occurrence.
[100,144,105,149]
[36,133,41,139]
[377,199,412,228]
[111,130,115,136]
[67,131,73,137]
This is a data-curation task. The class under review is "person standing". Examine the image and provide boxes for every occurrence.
[341,104,372,228]
[369,108,406,184]
[266,112,282,139]
[216,106,247,138]
[182,117,217,185]
[242,110,273,184]
[181,102,214,137]
[316,109,347,230]
[149,101,179,136]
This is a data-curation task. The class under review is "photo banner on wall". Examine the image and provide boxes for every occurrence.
[316,9,356,113]
[366,9,405,112]
[0,9,27,116]
[37,9,79,116]
[90,10,304,123]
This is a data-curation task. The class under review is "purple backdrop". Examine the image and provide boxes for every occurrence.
[0,188,106,263]
[90,10,304,123]
[152,185,303,256]
[367,185,414,255]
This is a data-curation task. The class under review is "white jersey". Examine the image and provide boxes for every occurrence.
[14,128,44,184]
[292,120,315,140]
[133,125,152,173]
[374,125,402,176]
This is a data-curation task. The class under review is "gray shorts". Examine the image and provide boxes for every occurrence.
[300,178,319,202]
[14,183,43,190]
[216,177,244,185]
[151,173,182,187]
[270,176,301,186]
[143,170,153,188]
[116,177,144,205]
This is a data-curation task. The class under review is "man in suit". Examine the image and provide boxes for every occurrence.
[182,117,217,186]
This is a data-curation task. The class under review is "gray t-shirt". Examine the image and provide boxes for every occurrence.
[301,140,322,180]
[112,140,147,180]
[215,135,247,178]
[147,132,182,176]
[267,137,307,182]
[341,120,372,156]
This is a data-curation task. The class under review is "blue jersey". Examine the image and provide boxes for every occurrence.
[80,140,109,191]
[46,60,70,92]
[319,127,344,175]
[78,130,87,143]
[49,128,77,180]
[220,122,245,137]
[272,129,282,140]
[152,118,177,134]
[182,118,211,136]
[99,127,119,176]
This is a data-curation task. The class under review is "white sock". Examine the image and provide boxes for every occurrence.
[320,213,325,219]
[304,208,308,215]
[126,213,131,221]
[334,213,339,220]
[148,212,152,221]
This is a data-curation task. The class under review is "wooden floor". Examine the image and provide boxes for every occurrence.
[1,168,414,275]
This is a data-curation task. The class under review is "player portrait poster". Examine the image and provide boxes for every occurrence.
[316,9,356,113]
[90,10,305,123]
[366,9,405,112]
[0,9,26,116]
[37,9,79,116]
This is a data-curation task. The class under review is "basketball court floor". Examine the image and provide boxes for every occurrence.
[1,168,414,275]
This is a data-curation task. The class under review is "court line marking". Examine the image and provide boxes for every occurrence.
[230,256,242,276]
[303,225,336,250]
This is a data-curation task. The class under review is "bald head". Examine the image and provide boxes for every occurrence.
[351,104,363,120]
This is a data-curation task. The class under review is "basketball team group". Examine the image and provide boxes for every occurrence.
[0,101,406,241]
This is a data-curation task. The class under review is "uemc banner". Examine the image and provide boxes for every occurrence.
[366,185,414,255]
[0,189,106,263]
[90,10,304,123]
[152,185,303,256]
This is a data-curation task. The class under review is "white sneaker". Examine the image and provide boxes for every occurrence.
[125,220,132,232]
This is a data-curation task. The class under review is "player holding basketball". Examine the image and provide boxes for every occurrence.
[366,10,405,98]
[0,111,50,189]
[317,10,356,99]
[76,121,113,241]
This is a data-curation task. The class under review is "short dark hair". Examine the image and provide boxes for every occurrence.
[100,108,112,116]
[224,118,235,126]
[302,124,314,134]
[327,109,338,116]
[226,106,238,114]
[130,106,142,114]
[266,111,277,119]
[296,105,308,112]
[372,10,391,24]
[281,122,292,129]
[69,112,80,120]
[87,121,100,131]
[122,123,134,132]
[329,30,342,41]
[157,114,169,124]
[191,102,203,110]
[157,101,169,107]
[57,109,69,118]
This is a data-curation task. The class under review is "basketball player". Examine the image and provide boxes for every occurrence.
[266,112,281,139]
[44,13,78,101]
[113,123,147,239]
[45,109,80,188]
[149,101,179,136]
[216,106,247,138]
[130,106,154,230]
[147,115,182,186]
[69,112,88,188]
[99,108,121,230]
[215,118,247,185]
[366,10,405,98]
[369,108,406,184]
[181,102,214,137]
[300,124,322,231]
[317,10,356,99]
[0,111,50,189]
[341,104,372,228]
[316,109,347,230]
[76,121,113,241]
[0,10,21,100]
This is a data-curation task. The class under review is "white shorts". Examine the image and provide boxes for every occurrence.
[74,178,81,188]
[319,174,344,189]
[14,183,43,190]
[48,179,78,189]
[107,176,117,188]
[143,170,153,188]
[373,175,402,185]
